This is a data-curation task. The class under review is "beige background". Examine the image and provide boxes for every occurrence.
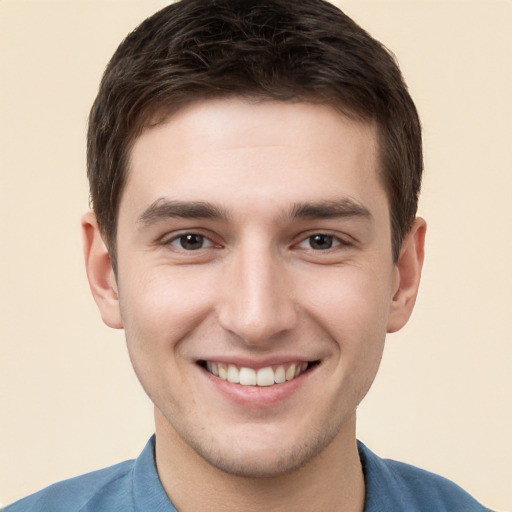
[1,1,510,510]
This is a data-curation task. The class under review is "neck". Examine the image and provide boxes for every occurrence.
[154,408,365,512]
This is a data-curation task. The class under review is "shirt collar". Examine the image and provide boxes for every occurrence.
[132,435,406,511]
[132,435,178,512]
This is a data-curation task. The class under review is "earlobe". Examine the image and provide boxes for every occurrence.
[387,217,426,333]
[81,211,123,329]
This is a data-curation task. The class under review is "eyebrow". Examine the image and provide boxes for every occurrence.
[137,198,229,227]
[288,198,372,221]
[136,197,372,227]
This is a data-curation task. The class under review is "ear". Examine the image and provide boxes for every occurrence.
[81,211,123,329]
[387,217,426,333]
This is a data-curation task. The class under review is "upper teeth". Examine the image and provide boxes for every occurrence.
[206,362,308,386]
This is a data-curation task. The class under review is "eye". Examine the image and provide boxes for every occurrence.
[170,233,214,251]
[298,234,341,251]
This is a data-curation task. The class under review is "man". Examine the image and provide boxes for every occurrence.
[5,0,490,510]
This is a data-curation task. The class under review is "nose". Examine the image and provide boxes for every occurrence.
[217,241,298,346]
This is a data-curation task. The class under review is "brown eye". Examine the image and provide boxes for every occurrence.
[308,234,334,250]
[297,233,344,251]
[171,233,211,251]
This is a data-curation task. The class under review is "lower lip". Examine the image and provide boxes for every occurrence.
[200,366,315,408]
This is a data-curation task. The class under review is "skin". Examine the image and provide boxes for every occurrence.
[83,98,425,511]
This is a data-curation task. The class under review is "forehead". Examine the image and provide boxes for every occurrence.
[122,98,385,220]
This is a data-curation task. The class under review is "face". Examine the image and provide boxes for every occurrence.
[87,99,420,478]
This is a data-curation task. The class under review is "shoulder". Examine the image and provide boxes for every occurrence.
[357,441,491,512]
[4,436,173,512]
[3,459,135,512]
[382,458,489,511]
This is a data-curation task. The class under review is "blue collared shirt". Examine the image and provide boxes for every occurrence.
[4,436,490,511]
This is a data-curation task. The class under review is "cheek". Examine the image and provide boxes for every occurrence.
[117,268,217,410]
[118,266,216,355]
[300,264,394,339]
[298,264,393,393]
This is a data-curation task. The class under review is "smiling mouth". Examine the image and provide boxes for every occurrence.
[198,360,319,387]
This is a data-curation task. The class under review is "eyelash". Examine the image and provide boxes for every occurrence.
[163,232,351,252]
[167,233,217,251]
[296,233,348,251]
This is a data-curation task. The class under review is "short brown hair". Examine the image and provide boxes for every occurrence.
[87,0,422,270]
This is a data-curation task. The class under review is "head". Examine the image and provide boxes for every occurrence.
[83,0,426,482]
[87,0,422,272]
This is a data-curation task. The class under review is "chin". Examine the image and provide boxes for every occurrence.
[199,448,314,479]
[185,424,339,479]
